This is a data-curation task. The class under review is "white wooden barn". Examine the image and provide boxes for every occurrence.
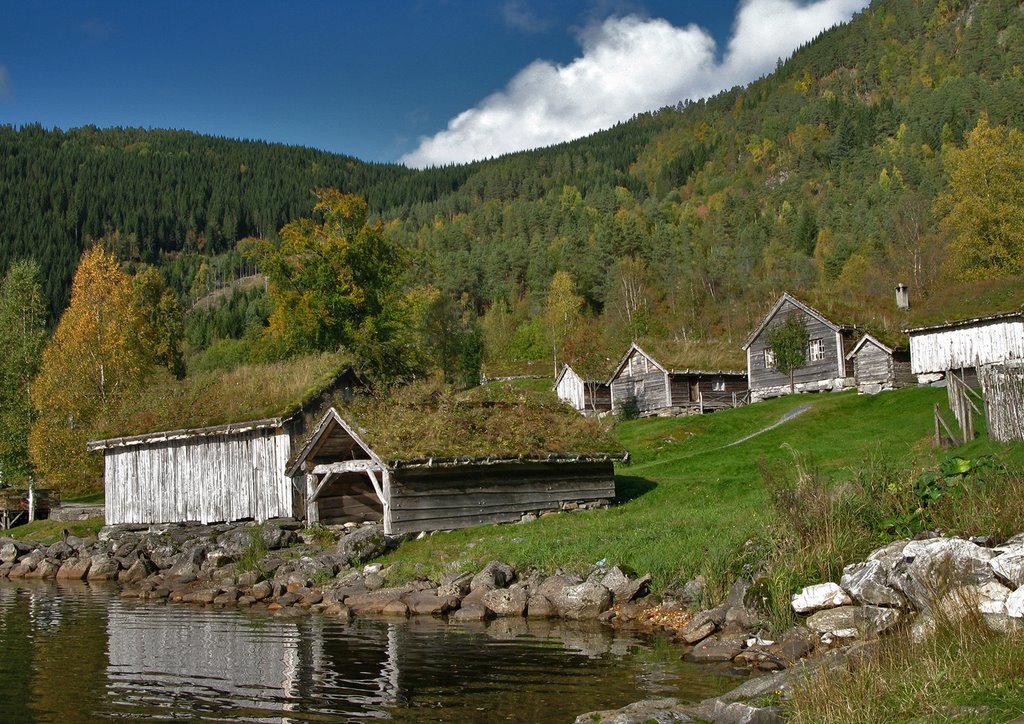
[553,364,611,415]
[87,364,364,526]
[906,311,1024,377]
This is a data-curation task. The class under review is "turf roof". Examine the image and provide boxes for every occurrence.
[632,338,747,373]
[338,381,625,462]
[101,352,354,438]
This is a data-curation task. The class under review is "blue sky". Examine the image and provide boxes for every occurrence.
[0,1,868,166]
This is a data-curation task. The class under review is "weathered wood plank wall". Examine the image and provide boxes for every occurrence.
[387,461,615,535]
[610,350,669,414]
[748,301,847,390]
[104,429,295,525]
[910,319,1024,374]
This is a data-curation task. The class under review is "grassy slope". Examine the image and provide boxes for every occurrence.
[380,386,970,594]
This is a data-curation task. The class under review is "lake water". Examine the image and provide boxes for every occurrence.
[0,580,739,722]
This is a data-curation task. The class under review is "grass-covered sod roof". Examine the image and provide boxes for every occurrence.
[102,353,353,437]
[340,382,625,463]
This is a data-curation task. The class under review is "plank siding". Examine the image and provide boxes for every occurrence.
[609,349,669,415]
[745,298,852,392]
[554,366,611,413]
[104,428,295,525]
[854,341,894,386]
[387,461,615,535]
[909,318,1024,374]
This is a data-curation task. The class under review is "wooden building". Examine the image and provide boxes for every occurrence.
[742,292,858,401]
[846,334,914,393]
[88,358,363,526]
[906,311,1024,380]
[554,364,611,415]
[285,398,625,536]
[607,343,748,417]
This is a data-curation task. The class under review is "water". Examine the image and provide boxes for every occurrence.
[0,581,739,722]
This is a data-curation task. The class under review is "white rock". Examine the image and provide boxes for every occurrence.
[791,582,852,614]
[1007,586,1024,618]
[892,538,997,611]
[991,548,1024,589]
[841,559,906,607]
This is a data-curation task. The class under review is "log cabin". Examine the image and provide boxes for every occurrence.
[285,389,626,535]
[553,364,612,415]
[87,355,363,526]
[607,343,748,417]
[846,334,914,393]
[743,292,858,402]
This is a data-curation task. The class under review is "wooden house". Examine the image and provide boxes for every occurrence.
[742,292,858,401]
[607,343,748,417]
[846,334,914,393]
[554,364,611,415]
[906,310,1024,381]
[285,391,626,535]
[87,356,364,526]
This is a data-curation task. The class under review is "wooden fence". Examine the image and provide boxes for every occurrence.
[978,362,1024,443]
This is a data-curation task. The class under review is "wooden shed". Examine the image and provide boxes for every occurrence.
[846,334,914,393]
[905,310,1024,380]
[743,292,858,401]
[285,390,626,535]
[554,364,611,415]
[607,343,748,417]
[87,356,364,526]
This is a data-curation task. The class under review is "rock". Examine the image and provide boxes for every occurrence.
[725,579,750,608]
[551,580,613,620]
[56,557,92,580]
[791,582,852,613]
[45,541,74,561]
[451,603,490,622]
[687,636,744,663]
[990,548,1024,589]
[772,626,818,665]
[976,581,1013,615]
[724,605,761,632]
[260,525,298,551]
[0,541,29,564]
[299,591,323,607]
[25,558,60,579]
[87,555,121,581]
[573,697,695,724]
[406,590,459,616]
[8,561,34,577]
[525,594,556,618]
[237,571,262,588]
[483,586,528,617]
[892,538,997,611]
[437,572,473,597]
[679,610,719,645]
[344,585,419,615]
[250,580,273,601]
[840,560,906,608]
[707,701,784,724]
[381,600,409,616]
[214,590,240,606]
[335,525,386,565]
[601,567,651,605]
[805,605,900,639]
[470,560,515,592]
[1007,586,1024,618]
[119,558,152,584]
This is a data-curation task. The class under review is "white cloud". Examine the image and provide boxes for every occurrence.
[401,0,869,168]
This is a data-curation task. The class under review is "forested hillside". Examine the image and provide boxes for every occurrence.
[3,0,1024,354]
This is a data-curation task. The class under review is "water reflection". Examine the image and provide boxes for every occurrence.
[0,581,737,722]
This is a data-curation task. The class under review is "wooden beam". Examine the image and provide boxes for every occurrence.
[312,460,383,475]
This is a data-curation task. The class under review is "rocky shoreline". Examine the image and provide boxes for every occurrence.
[3,521,1023,722]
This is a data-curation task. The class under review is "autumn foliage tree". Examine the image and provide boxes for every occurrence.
[29,247,150,492]
[937,116,1024,281]
[543,271,584,378]
[0,260,47,485]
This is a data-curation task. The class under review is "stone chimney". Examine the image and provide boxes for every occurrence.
[896,283,909,310]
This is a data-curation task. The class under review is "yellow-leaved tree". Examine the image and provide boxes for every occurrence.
[29,247,150,492]
[936,116,1024,280]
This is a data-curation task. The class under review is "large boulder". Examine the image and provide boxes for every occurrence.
[336,525,386,566]
[550,579,613,620]
[600,567,651,605]
[791,582,852,613]
[687,635,745,663]
[891,538,997,611]
[56,557,92,580]
[86,555,121,581]
[1007,586,1024,618]
[0,541,30,564]
[840,560,906,608]
[990,545,1024,589]
[805,605,901,639]
[406,590,460,616]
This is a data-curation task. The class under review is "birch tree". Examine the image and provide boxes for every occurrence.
[543,271,583,378]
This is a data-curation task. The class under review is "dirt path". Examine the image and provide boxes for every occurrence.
[723,404,812,448]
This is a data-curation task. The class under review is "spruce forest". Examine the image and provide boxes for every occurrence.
[3,0,1024,490]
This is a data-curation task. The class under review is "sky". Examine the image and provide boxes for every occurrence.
[0,1,869,167]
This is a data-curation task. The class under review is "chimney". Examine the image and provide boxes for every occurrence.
[896,283,909,310]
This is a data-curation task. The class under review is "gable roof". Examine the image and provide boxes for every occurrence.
[846,333,895,360]
[288,384,626,473]
[553,363,611,389]
[284,407,384,477]
[742,292,853,350]
[904,309,1024,335]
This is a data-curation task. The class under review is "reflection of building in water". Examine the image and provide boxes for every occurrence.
[104,602,400,717]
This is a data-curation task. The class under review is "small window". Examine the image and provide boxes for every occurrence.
[712,377,726,392]
[763,348,776,368]
[808,338,826,362]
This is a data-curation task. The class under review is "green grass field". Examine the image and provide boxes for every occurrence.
[379,386,998,596]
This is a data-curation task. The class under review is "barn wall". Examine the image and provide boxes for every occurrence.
[555,368,586,410]
[853,342,894,386]
[610,349,669,414]
[909,320,1024,374]
[104,428,295,525]
[748,301,846,391]
[387,461,616,535]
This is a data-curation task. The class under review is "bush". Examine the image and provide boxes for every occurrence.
[618,395,641,421]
